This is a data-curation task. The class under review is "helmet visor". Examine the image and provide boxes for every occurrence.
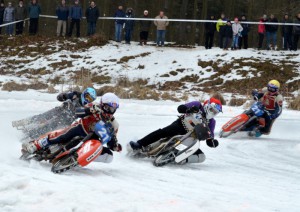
[103,103,119,114]
[267,84,278,93]
[84,93,94,103]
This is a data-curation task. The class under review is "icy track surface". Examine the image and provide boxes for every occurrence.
[0,91,299,212]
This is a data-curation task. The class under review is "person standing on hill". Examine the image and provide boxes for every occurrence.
[114,5,125,42]
[124,7,134,44]
[56,0,69,37]
[293,13,300,51]
[231,18,243,50]
[85,1,99,36]
[216,13,227,48]
[265,14,278,50]
[204,15,216,49]
[139,10,151,45]
[68,0,82,38]
[3,1,15,36]
[239,15,250,49]
[28,0,41,35]
[15,0,27,35]
[281,14,293,51]
[257,16,266,50]
[154,11,169,46]
[223,20,232,50]
[0,2,5,34]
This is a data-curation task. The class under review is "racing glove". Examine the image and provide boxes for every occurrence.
[57,93,67,102]
[186,105,200,113]
[90,104,101,114]
[252,89,259,101]
[206,138,219,148]
[112,143,122,152]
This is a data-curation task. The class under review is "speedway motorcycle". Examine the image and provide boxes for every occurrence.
[219,101,266,138]
[128,113,210,167]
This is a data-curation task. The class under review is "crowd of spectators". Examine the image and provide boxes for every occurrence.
[0,0,300,51]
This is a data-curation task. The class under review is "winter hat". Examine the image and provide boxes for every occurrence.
[263,14,267,19]
[227,20,231,23]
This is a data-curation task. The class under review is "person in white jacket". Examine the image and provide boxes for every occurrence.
[231,17,243,50]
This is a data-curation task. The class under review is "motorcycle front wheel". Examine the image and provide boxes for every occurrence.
[51,155,78,174]
[153,151,176,167]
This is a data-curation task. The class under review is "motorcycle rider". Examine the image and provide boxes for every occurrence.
[252,80,283,137]
[57,87,97,107]
[23,93,122,163]
[128,98,222,164]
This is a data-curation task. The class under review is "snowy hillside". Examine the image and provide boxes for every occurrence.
[0,91,300,212]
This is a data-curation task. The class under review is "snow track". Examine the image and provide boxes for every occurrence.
[0,91,299,212]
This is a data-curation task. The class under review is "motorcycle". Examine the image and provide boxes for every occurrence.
[13,100,80,140]
[219,101,266,138]
[128,113,211,167]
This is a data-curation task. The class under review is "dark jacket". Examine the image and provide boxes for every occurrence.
[125,9,134,30]
[114,9,125,24]
[224,24,233,38]
[241,20,250,36]
[140,15,151,31]
[16,5,27,20]
[56,5,69,21]
[28,3,41,19]
[0,6,4,22]
[281,18,293,35]
[293,17,300,35]
[4,6,15,22]
[69,4,82,20]
[85,6,99,23]
[265,18,278,32]
[205,18,216,34]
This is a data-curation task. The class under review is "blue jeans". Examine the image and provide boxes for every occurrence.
[232,34,240,48]
[125,28,133,43]
[115,23,123,42]
[5,21,14,35]
[156,30,166,45]
[87,22,96,36]
[266,31,277,48]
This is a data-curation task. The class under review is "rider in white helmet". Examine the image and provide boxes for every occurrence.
[24,92,122,163]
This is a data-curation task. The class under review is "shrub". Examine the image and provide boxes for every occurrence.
[289,95,300,110]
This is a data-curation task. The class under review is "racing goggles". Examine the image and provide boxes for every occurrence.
[103,102,119,114]
[209,103,222,115]
[267,84,278,93]
[84,93,94,103]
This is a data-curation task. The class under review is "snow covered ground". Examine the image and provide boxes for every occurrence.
[0,91,299,212]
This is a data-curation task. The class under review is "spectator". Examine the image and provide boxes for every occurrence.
[293,13,300,51]
[114,5,125,42]
[4,2,15,36]
[124,7,134,44]
[239,15,250,49]
[0,2,6,34]
[28,0,41,35]
[154,11,169,46]
[216,13,227,48]
[223,20,232,50]
[281,14,293,50]
[56,0,69,37]
[265,14,278,50]
[204,15,216,49]
[85,1,99,36]
[258,17,266,50]
[231,17,243,50]
[139,10,151,45]
[15,0,27,35]
[68,0,82,38]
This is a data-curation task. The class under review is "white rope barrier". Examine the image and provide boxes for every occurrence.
[0,18,29,28]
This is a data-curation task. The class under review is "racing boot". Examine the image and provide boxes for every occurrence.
[127,141,142,153]
[23,137,50,154]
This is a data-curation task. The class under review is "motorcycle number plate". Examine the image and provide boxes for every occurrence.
[175,144,187,151]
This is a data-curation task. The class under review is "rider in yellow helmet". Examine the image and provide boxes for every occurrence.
[252,80,283,136]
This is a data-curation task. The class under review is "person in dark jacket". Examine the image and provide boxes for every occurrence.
[216,13,227,48]
[124,7,134,44]
[223,20,232,50]
[4,2,15,36]
[15,0,27,35]
[0,2,5,34]
[139,10,151,45]
[293,13,300,51]
[265,14,278,50]
[68,0,82,37]
[28,0,41,35]
[204,15,216,49]
[239,15,250,49]
[114,5,125,42]
[85,1,99,36]
[56,0,69,37]
[281,14,293,50]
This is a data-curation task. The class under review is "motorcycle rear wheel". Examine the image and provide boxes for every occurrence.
[51,155,78,174]
[153,151,176,167]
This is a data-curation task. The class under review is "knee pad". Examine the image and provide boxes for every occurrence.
[187,153,206,164]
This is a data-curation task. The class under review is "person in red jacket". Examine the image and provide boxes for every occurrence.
[258,17,266,49]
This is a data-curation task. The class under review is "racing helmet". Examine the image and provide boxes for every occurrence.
[81,87,97,105]
[267,80,280,94]
[203,98,222,120]
[100,93,120,115]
